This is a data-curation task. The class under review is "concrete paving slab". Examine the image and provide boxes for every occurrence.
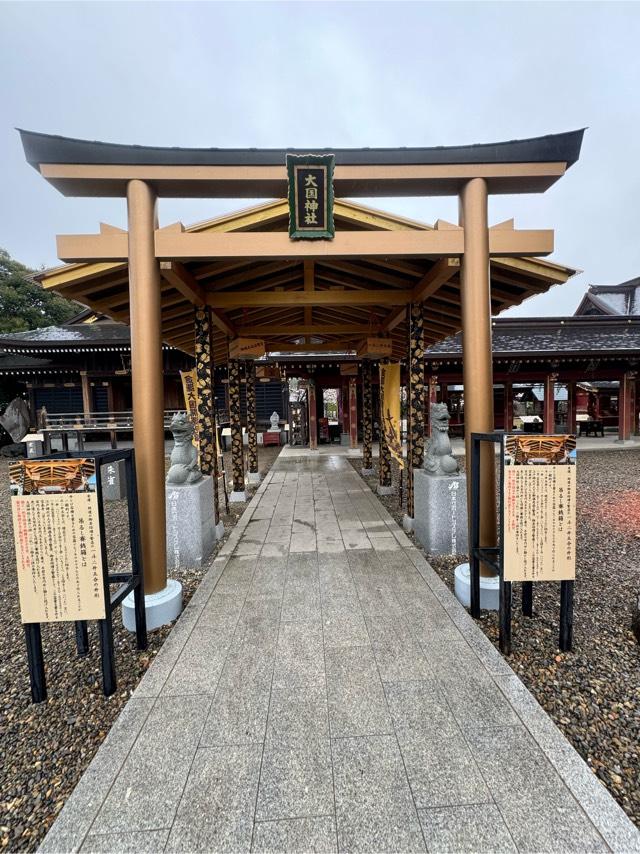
[40,453,640,853]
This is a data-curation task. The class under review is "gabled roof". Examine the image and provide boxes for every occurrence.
[37,198,577,362]
[575,277,640,316]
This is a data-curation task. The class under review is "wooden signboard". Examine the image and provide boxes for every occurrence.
[256,365,281,381]
[228,338,266,359]
[502,434,576,582]
[339,363,358,376]
[286,153,335,240]
[357,338,393,359]
[10,458,106,623]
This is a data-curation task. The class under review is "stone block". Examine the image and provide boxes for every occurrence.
[166,476,218,571]
[102,458,127,501]
[413,469,468,555]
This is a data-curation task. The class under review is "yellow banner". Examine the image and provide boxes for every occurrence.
[379,362,403,468]
[180,369,200,455]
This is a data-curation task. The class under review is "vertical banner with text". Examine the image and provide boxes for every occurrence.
[379,362,404,468]
[502,434,577,582]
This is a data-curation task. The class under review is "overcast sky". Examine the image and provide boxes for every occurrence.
[2,1,639,317]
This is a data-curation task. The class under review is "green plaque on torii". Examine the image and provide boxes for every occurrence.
[286,153,335,240]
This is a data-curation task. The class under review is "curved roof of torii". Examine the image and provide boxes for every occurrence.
[37,198,578,363]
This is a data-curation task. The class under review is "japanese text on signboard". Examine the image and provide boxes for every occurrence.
[287,154,335,239]
[502,434,576,582]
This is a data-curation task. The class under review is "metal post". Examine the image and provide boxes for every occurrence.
[126,179,166,595]
[94,462,116,696]
[125,452,148,651]
[470,435,481,618]
[74,621,89,656]
[24,623,46,703]
[559,580,574,652]
[459,178,497,578]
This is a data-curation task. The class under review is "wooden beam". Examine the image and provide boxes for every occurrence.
[210,308,237,338]
[383,307,406,333]
[159,260,205,306]
[207,289,412,309]
[412,257,460,302]
[41,161,568,199]
[237,324,372,336]
[57,227,553,263]
[264,341,357,353]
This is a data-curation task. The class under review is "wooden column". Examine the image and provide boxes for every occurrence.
[194,307,220,525]
[459,178,497,576]
[362,362,373,471]
[308,380,318,450]
[407,303,425,519]
[80,371,92,420]
[503,381,512,431]
[378,361,392,490]
[543,373,557,433]
[566,381,576,435]
[348,377,358,449]
[228,358,245,494]
[126,179,166,594]
[246,360,259,478]
[618,372,636,441]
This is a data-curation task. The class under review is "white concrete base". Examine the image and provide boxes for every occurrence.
[248,471,261,484]
[215,520,225,540]
[454,563,500,611]
[377,484,395,496]
[614,438,637,445]
[361,467,374,476]
[122,578,183,632]
[230,490,248,502]
[403,515,414,533]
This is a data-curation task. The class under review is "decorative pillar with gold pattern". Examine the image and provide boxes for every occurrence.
[245,360,260,484]
[194,307,221,527]
[362,362,373,474]
[406,303,425,521]
[308,380,318,450]
[378,360,392,493]
[228,358,246,500]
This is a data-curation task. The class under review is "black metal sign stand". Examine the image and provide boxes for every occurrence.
[22,449,147,703]
[470,432,574,656]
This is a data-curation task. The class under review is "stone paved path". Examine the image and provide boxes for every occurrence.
[42,457,640,853]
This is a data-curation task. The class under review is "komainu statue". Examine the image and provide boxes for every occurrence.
[166,412,203,485]
[424,403,459,476]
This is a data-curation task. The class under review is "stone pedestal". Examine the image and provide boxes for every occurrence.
[122,579,183,632]
[413,469,468,555]
[166,476,218,571]
[340,433,350,446]
[102,458,127,501]
[454,563,499,611]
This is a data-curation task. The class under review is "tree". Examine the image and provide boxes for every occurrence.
[0,248,77,333]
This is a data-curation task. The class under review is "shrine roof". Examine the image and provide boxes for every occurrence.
[19,129,585,169]
[426,316,640,360]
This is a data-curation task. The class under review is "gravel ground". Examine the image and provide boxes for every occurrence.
[351,449,640,829]
[0,445,282,853]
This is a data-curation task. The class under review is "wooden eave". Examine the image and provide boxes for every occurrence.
[37,199,577,364]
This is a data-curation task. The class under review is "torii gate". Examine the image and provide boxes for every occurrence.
[20,128,584,611]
